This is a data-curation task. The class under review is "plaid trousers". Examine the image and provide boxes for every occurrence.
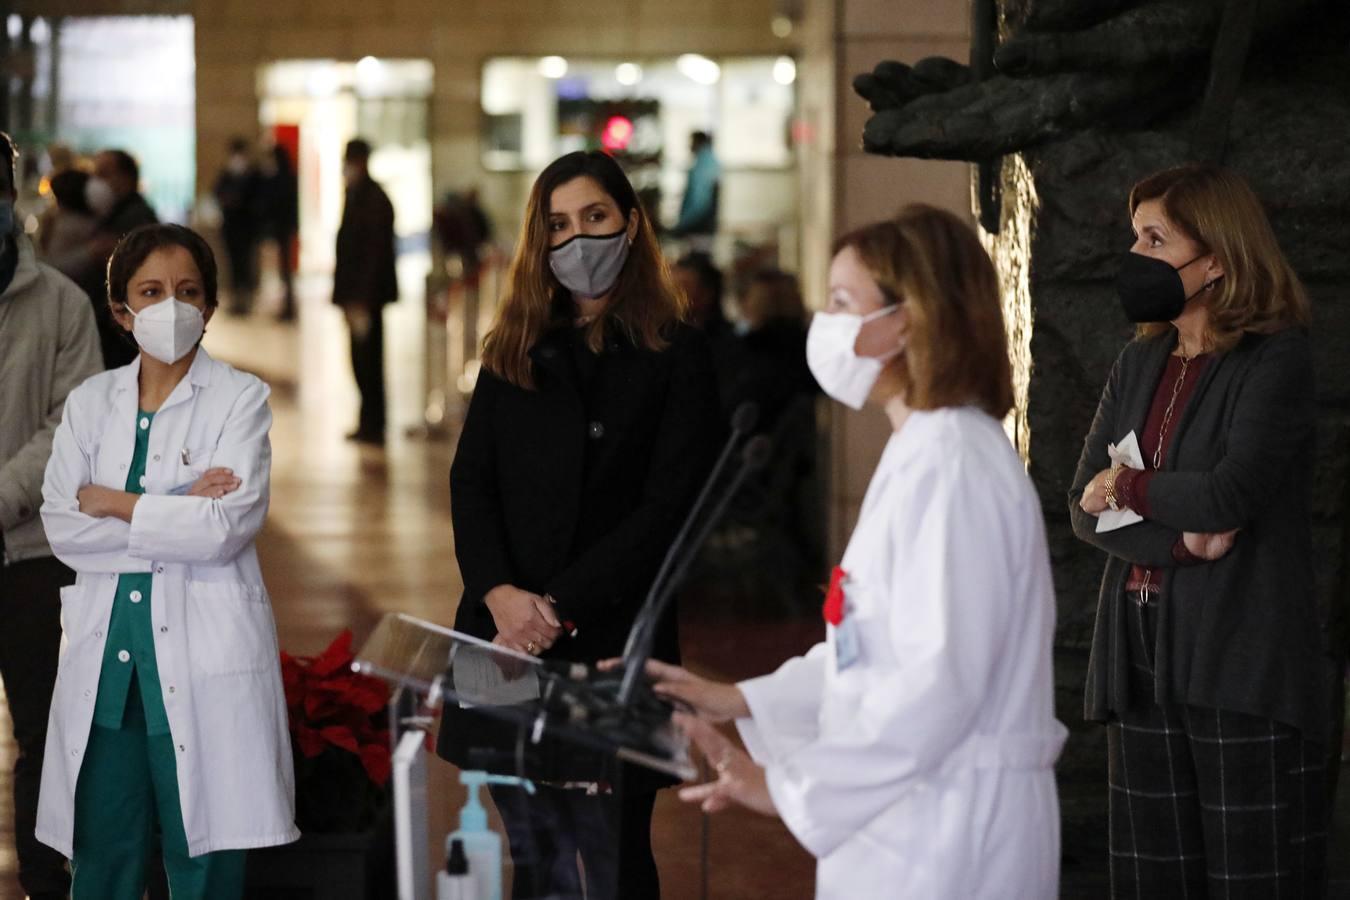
[1108,594,1328,898]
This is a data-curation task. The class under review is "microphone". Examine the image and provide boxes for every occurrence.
[617,434,772,706]
[623,402,758,660]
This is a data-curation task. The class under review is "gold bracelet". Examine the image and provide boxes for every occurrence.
[1104,464,1122,512]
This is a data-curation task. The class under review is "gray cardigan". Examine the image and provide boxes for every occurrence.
[1069,327,1327,744]
[0,234,102,564]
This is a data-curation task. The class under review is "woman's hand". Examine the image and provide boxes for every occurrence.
[1079,467,1113,515]
[1183,529,1238,561]
[489,635,533,679]
[674,713,777,817]
[188,467,241,499]
[596,658,750,722]
[77,484,138,522]
[485,585,561,655]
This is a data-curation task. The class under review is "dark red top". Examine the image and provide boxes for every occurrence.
[1116,352,1213,591]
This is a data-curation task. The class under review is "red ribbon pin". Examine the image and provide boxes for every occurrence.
[822,565,847,626]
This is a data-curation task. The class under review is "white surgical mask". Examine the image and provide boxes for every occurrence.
[805,305,899,410]
[85,177,116,216]
[130,297,206,364]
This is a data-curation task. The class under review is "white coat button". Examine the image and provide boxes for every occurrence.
[130,590,143,603]
[159,626,168,633]
[94,630,103,638]
[120,463,127,470]
[139,417,150,430]
[168,685,176,694]
[155,566,164,574]
[139,475,147,488]
[71,749,79,757]
[178,744,185,752]
[83,690,91,698]
[117,650,130,663]
[153,454,161,461]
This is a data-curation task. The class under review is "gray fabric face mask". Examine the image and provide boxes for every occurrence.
[548,229,630,299]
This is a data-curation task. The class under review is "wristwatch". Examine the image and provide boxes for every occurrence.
[1103,464,1122,512]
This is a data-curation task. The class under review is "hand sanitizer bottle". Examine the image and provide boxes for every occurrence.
[448,770,535,900]
[437,838,475,900]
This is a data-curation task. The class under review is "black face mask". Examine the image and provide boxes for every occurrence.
[1114,251,1218,323]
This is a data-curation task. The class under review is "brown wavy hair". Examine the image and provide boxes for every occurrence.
[481,151,686,388]
[1129,164,1309,352]
[835,205,1013,418]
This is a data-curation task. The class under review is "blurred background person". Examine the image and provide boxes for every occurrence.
[37,169,98,274]
[256,142,299,322]
[0,130,103,900]
[669,131,720,250]
[68,149,160,370]
[433,187,494,285]
[90,148,158,243]
[213,137,261,316]
[36,168,119,369]
[725,268,815,431]
[671,250,729,337]
[332,138,397,446]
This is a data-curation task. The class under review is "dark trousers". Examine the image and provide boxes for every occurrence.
[1108,594,1327,898]
[347,305,386,437]
[488,783,659,900]
[221,222,257,313]
[273,232,296,320]
[0,555,75,898]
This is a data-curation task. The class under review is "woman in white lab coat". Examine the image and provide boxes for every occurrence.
[39,224,297,898]
[641,206,1067,898]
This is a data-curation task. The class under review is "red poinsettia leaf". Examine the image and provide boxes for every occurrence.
[340,677,390,714]
[310,630,356,677]
[319,725,361,754]
[822,565,847,626]
[303,690,341,722]
[359,742,392,786]
[295,724,326,758]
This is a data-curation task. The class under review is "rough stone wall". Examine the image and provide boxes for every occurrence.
[990,25,1350,650]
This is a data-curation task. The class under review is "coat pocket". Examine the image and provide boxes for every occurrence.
[56,583,93,662]
[184,581,278,675]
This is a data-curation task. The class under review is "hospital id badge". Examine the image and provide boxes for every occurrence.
[834,616,862,671]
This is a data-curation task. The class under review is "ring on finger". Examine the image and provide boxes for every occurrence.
[526,640,538,655]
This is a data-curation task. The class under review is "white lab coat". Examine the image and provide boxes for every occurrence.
[37,348,298,858]
[737,406,1067,899]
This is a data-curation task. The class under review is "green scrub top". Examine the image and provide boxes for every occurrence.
[92,409,171,736]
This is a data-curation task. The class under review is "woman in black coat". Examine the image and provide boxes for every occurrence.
[1069,164,1326,896]
[438,151,720,900]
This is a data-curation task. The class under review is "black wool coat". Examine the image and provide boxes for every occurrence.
[438,322,722,778]
[332,176,397,308]
[1070,327,1328,743]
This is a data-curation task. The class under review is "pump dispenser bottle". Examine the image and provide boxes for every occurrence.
[448,770,535,900]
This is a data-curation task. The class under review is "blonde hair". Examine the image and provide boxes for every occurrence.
[481,152,685,389]
[1129,164,1310,352]
[835,205,1013,418]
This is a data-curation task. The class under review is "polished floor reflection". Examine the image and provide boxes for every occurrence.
[0,272,816,898]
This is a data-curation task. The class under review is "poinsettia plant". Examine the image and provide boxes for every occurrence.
[280,629,392,833]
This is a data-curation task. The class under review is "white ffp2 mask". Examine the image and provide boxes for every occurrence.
[131,297,206,364]
[805,306,898,410]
